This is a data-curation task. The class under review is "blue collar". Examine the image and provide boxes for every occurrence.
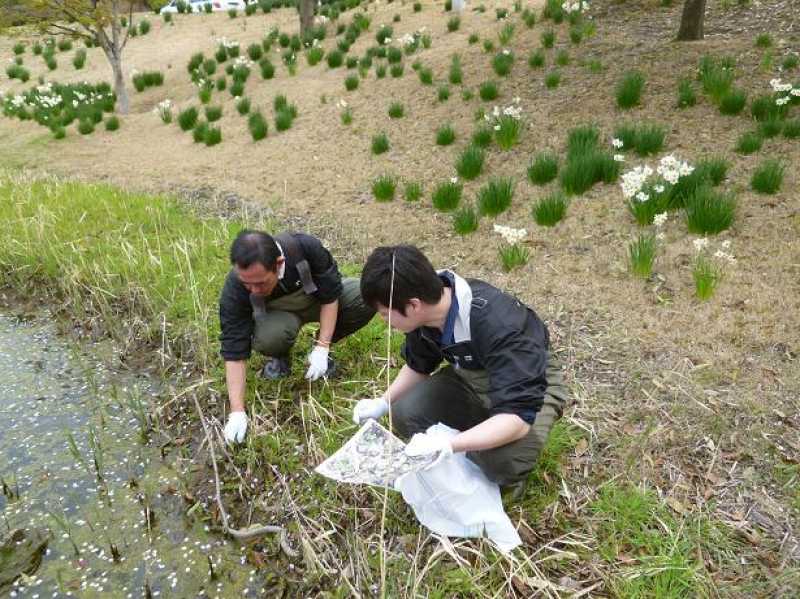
[439,272,459,346]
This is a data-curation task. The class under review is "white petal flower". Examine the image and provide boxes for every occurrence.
[613,153,625,162]
[693,237,709,252]
[611,138,624,148]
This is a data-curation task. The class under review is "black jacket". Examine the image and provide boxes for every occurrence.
[218,233,342,361]
[402,277,550,424]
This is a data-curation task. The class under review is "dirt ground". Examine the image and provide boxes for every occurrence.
[2,0,800,591]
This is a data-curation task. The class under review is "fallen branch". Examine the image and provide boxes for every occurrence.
[190,393,298,557]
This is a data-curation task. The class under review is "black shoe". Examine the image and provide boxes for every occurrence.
[261,356,291,380]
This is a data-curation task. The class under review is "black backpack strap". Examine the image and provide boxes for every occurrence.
[274,232,318,295]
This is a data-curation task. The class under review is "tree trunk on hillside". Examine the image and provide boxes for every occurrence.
[677,0,707,41]
[299,0,314,36]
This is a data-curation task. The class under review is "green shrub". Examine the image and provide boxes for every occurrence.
[455,145,485,180]
[327,50,344,68]
[555,49,570,66]
[494,116,522,150]
[390,63,404,78]
[413,1,422,11]
[372,174,397,202]
[371,132,390,154]
[376,24,393,45]
[694,156,729,186]
[275,108,294,131]
[449,55,463,85]
[388,102,405,118]
[545,70,561,89]
[344,75,359,91]
[522,8,536,28]
[230,80,245,97]
[543,0,565,22]
[569,25,583,45]
[46,56,58,71]
[541,29,555,48]
[699,56,734,102]
[751,94,785,122]
[533,192,568,226]
[628,234,656,278]
[437,86,451,102]
[12,42,25,55]
[306,46,324,66]
[685,186,736,233]
[492,51,514,76]
[453,205,479,235]
[447,16,461,32]
[404,181,423,202]
[57,38,73,52]
[139,19,151,35]
[750,159,784,194]
[677,78,697,108]
[432,180,463,212]
[77,119,94,135]
[105,115,120,131]
[527,152,559,185]
[479,80,499,101]
[259,58,275,79]
[483,39,495,53]
[498,244,529,272]
[72,49,87,70]
[782,54,799,70]
[204,126,222,146]
[755,33,772,48]
[477,177,515,216]
[632,123,666,156]
[247,43,263,62]
[718,88,747,115]
[468,33,479,44]
[498,22,515,45]
[616,71,645,109]
[436,124,456,146]
[759,118,783,138]
[471,126,493,148]
[418,67,433,85]
[205,105,222,122]
[783,119,800,139]
[340,107,353,125]
[735,131,762,154]
[236,97,251,115]
[178,107,199,131]
[188,52,204,74]
[528,49,545,69]
[247,111,268,141]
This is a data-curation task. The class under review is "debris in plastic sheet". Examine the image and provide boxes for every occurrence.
[315,420,434,488]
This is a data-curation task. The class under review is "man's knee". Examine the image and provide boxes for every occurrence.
[468,446,535,486]
[253,313,300,356]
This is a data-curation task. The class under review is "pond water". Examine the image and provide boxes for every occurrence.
[0,313,266,598]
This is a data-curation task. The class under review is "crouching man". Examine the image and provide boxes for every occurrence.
[220,230,375,443]
[352,245,569,492]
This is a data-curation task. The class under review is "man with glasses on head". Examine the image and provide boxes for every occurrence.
[220,230,375,443]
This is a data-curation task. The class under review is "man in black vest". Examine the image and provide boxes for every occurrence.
[219,230,375,443]
[353,245,570,491]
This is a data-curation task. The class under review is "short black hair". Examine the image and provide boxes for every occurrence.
[360,245,443,315]
[229,230,281,271]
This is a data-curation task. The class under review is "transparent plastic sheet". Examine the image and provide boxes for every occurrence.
[316,422,521,553]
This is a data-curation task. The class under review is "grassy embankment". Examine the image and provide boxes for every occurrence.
[0,170,774,596]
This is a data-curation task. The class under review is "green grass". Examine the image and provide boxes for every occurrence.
[616,71,645,109]
[327,50,344,68]
[750,159,784,194]
[782,54,799,70]
[437,85,450,102]
[344,75,359,91]
[755,33,773,48]
[204,105,222,122]
[104,116,120,131]
[248,111,268,141]
[694,156,729,187]
[455,145,485,180]
[783,119,800,139]
[627,234,656,278]
[718,88,747,115]
[561,125,620,195]
[274,108,294,132]
[479,80,499,101]
[477,177,515,216]
[403,181,423,202]
[532,192,568,226]
[236,97,251,115]
[759,118,783,138]
[555,49,570,66]
[677,78,697,108]
[418,67,434,85]
[453,205,479,235]
[435,124,456,146]
[527,152,559,185]
[633,124,666,156]
[492,51,514,76]
[371,174,396,202]
[371,132,390,155]
[471,126,493,148]
[431,180,463,212]
[498,243,529,272]
[735,131,763,154]
[698,55,734,102]
[388,102,405,119]
[685,186,737,234]
[528,49,545,69]
[177,107,199,131]
[494,116,522,150]
[541,29,555,49]
[447,16,460,32]
[693,255,721,301]
[390,63,404,78]
[545,70,561,89]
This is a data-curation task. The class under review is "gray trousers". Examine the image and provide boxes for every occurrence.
[252,278,375,357]
[391,354,570,486]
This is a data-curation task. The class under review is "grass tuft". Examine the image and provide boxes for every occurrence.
[372,174,396,202]
[371,132,390,154]
[685,186,737,233]
[527,152,559,185]
[432,180,463,212]
[750,159,784,194]
[455,145,485,180]
[477,177,515,216]
[453,205,479,235]
[628,234,656,278]
[616,70,645,109]
[533,192,568,226]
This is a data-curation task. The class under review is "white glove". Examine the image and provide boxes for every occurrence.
[305,345,330,381]
[223,411,248,444]
[352,397,389,425]
[405,432,454,468]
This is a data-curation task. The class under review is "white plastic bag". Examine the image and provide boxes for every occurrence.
[394,424,522,554]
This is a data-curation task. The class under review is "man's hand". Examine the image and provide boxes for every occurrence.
[352,397,389,425]
[305,345,330,381]
[405,432,454,468]
[224,411,248,444]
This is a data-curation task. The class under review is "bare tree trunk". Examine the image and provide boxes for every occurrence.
[299,0,314,36]
[677,0,707,41]
[109,54,130,114]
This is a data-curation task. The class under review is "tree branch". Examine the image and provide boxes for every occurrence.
[190,393,297,557]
